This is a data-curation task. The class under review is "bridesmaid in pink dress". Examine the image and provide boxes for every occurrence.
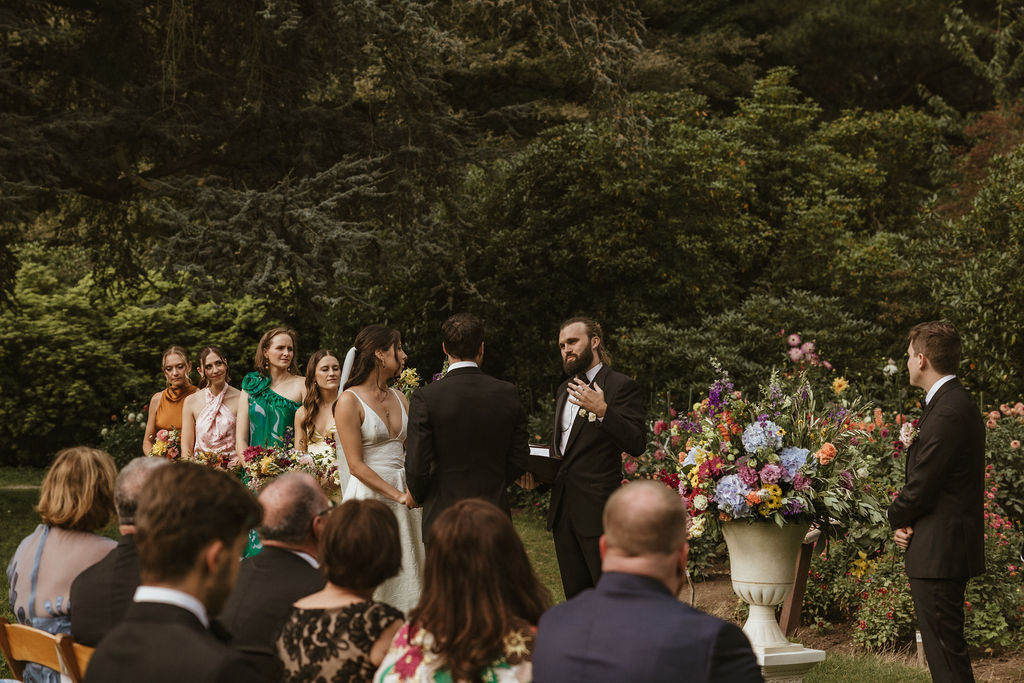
[181,346,241,464]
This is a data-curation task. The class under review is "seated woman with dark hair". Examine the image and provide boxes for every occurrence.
[6,447,117,683]
[375,499,551,683]
[276,499,405,683]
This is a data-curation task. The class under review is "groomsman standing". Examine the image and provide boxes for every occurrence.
[888,321,985,683]
[548,316,645,598]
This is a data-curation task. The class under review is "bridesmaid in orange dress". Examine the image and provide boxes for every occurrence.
[142,346,198,455]
[181,346,241,464]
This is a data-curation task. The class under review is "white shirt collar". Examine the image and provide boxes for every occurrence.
[926,375,956,405]
[133,585,209,628]
[290,550,320,569]
[447,361,478,371]
[583,363,603,383]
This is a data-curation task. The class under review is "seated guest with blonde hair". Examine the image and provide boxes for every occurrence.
[84,463,263,683]
[533,480,761,683]
[6,447,117,683]
[375,499,551,683]
[276,498,404,683]
[71,456,170,646]
[219,472,329,679]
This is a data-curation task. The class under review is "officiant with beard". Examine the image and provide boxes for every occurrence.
[547,316,646,598]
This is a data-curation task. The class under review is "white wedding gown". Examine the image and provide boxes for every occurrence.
[340,389,425,614]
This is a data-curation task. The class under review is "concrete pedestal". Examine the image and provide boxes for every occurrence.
[757,644,826,682]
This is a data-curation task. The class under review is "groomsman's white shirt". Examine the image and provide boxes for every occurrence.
[447,361,478,371]
[925,375,956,405]
[133,585,209,628]
[559,363,603,455]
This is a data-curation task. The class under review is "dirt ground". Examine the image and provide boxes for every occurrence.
[687,571,1024,683]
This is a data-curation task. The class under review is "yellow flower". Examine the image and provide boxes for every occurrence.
[832,377,849,395]
[848,551,876,579]
[259,456,274,475]
[688,469,700,488]
[758,484,784,515]
[151,441,167,457]
[688,515,706,538]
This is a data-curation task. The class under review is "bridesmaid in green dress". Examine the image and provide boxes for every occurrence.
[235,326,306,555]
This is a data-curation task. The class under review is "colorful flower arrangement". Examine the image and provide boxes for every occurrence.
[193,449,240,473]
[395,367,421,400]
[241,428,341,494]
[150,428,181,460]
[678,362,884,538]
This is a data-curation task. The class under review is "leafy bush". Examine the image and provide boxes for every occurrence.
[98,403,148,469]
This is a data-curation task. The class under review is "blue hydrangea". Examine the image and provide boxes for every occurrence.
[779,447,810,482]
[713,474,752,518]
[741,420,784,453]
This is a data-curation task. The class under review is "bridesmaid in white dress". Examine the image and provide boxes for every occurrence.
[295,349,344,493]
[335,325,425,614]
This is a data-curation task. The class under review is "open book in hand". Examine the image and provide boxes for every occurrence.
[526,444,562,484]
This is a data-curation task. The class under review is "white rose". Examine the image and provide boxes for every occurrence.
[692,494,708,511]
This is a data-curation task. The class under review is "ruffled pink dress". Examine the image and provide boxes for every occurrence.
[194,387,236,460]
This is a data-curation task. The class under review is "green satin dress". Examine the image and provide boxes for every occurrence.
[241,371,301,556]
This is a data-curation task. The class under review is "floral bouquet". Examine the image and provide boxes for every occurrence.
[679,362,884,539]
[193,449,241,474]
[151,428,181,460]
[394,367,421,400]
[241,429,341,494]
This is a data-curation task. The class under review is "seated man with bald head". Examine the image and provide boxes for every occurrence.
[71,456,170,646]
[533,480,762,683]
[218,472,329,679]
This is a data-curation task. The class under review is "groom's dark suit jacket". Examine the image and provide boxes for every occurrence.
[547,365,646,536]
[888,377,985,578]
[70,533,141,647]
[84,602,263,683]
[406,365,529,535]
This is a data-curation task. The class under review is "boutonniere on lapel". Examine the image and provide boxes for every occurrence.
[578,407,598,423]
[898,420,919,448]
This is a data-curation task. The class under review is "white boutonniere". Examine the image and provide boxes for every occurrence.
[578,407,598,422]
[899,421,919,448]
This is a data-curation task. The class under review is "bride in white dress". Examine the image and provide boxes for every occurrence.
[334,325,424,614]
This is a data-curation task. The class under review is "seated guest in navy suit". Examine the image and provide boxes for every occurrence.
[71,456,169,646]
[84,463,263,683]
[533,480,763,683]
[219,472,329,679]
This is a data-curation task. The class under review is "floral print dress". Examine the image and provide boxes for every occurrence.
[374,621,535,683]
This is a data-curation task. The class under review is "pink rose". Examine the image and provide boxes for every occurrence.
[1015,402,1024,416]
[1000,403,1012,416]
[155,429,169,442]
[988,410,1001,421]
[653,420,668,436]
[623,458,638,475]
[1011,440,1021,449]
[167,447,179,460]
[787,334,801,347]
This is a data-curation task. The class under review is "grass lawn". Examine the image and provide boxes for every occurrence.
[0,466,970,681]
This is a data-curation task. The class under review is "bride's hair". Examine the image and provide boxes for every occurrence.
[344,325,401,390]
[195,346,230,390]
[300,349,338,443]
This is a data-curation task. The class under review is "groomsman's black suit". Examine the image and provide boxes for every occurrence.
[888,377,985,683]
[84,602,263,683]
[218,546,325,679]
[70,533,141,646]
[547,365,646,598]
[406,365,529,536]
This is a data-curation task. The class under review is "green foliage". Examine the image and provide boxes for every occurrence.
[983,409,1024,522]
[98,404,149,470]
[850,555,917,652]
[0,245,270,465]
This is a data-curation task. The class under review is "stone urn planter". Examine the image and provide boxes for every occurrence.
[721,520,825,682]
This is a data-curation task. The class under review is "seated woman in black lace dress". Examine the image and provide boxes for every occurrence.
[276,499,404,682]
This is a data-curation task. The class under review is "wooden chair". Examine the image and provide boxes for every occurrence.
[0,618,91,683]
[56,633,93,682]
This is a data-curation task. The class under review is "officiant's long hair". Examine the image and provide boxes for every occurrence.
[344,325,401,390]
[410,499,551,682]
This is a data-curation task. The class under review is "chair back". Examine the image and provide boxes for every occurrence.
[56,634,93,682]
[0,617,62,680]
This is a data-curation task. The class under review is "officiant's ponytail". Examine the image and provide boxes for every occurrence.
[343,325,402,390]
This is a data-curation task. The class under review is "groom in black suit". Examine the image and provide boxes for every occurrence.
[548,316,646,599]
[406,313,529,536]
[888,321,985,683]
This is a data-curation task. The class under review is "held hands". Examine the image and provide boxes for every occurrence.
[398,490,418,509]
[894,526,914,550]
[568,378,607,419]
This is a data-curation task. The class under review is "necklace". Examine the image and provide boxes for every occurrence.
[375,383,390,424]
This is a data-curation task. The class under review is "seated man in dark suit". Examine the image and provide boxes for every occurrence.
[84,462,263,683]
[218,471,329,678]
[533,480,763,683]
[70,456,169,646]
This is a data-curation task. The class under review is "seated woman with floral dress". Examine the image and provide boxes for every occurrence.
[276,498,404,683]
[6,447,117,683]
[374,499,551,683]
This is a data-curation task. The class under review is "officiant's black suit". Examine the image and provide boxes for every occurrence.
[84,602,263,683]
[70,533,141,647]
[218,546,325,679]
[888,377,985,683]
[547,365,646,598]
[406,365,529,536]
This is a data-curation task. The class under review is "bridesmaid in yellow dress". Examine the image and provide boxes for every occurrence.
[142,346,197,455]
[294,349,344,491]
